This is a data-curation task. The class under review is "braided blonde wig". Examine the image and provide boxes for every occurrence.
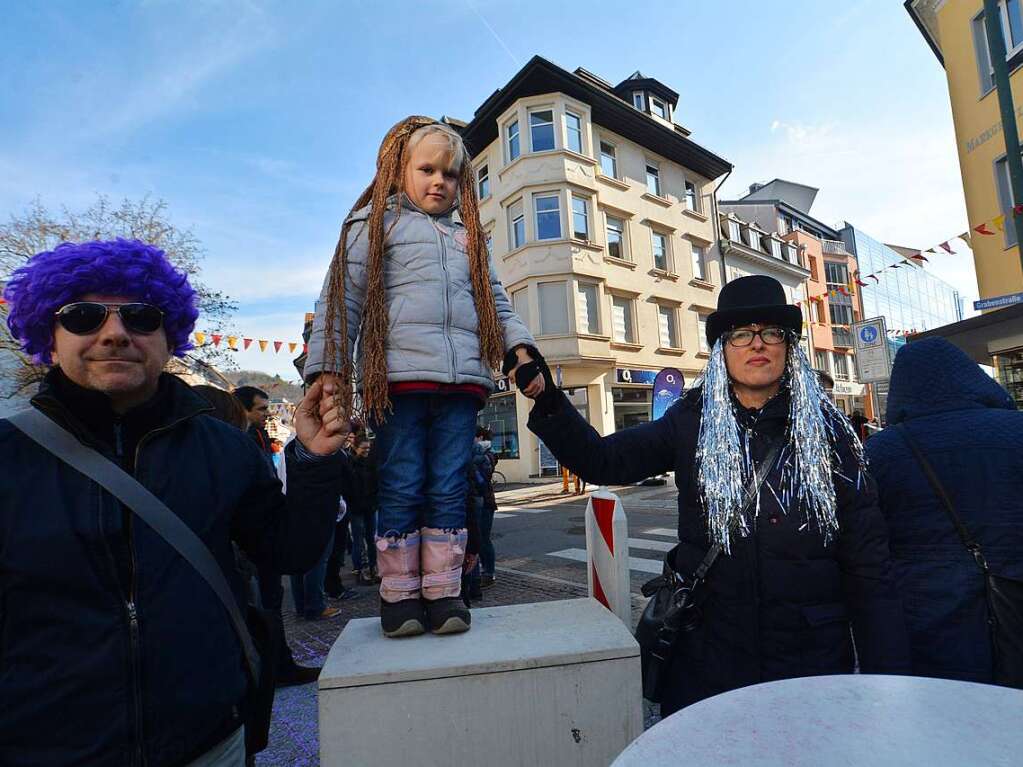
[322,116,503,423]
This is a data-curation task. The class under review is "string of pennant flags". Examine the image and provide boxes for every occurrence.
[193,331,307,356]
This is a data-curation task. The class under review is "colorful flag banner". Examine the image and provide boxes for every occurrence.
[212,334,222,347]
[288,342,297,354]
[258,340,268,352]
[227,336,238,350]
[194,331,206,346]
[273,341,283,353]
[243,338,253,350]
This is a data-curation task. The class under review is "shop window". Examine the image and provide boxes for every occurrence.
[479,393,519,459]
[613,386,651,431]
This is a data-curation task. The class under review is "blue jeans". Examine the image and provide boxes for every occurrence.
[351,512,378,570]
[372,394,478,536]
[290,526,335,619]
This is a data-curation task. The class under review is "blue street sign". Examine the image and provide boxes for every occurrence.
[973,292,1023,311]
[858,325,879,345]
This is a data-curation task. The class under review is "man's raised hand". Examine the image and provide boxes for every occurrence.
[294,377,350,456]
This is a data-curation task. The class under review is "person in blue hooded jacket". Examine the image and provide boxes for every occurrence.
[865,337,1023,684]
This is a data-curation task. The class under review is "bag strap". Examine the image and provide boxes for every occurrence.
[7,408,261,681]
[895,424,988,574]
[689,437,786,581]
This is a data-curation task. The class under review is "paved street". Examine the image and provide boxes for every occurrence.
[257,479,678,766]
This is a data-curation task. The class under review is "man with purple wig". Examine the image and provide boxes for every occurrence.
[0,239,351,766]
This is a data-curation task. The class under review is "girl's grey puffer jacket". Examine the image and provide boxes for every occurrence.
[304,196,534,391]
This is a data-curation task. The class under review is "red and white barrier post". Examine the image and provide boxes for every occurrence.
[585,487,631,626]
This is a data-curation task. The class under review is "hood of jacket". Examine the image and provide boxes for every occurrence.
[886,337,1014,424]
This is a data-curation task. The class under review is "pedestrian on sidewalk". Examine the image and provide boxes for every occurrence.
[305,116,542,637]
[474,426,499,589]
[520,275,910,715]
[0,239,349,766]
[865,338,1023,685]
[348,434,381,585]
[197,385,323,686]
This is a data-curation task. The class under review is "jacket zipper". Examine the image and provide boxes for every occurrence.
[749,427,764,683]
[115,422,146,767]
[119,414,195,766]
[430,215,457,379]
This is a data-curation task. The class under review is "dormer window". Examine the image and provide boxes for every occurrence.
[632,92,645,110]
[649,96,668,120]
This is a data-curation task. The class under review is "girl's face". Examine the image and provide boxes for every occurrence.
[403,133,459,214]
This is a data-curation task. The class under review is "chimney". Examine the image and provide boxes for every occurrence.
[748,182,764,195]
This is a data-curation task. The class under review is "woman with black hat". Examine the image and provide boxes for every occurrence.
[515,275,910,715]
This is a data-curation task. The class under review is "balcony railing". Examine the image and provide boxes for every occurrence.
[821,239,849,256]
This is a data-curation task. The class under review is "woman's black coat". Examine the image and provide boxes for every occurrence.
[529,387,910,715]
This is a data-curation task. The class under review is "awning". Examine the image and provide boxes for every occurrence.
[909,303,1023,364]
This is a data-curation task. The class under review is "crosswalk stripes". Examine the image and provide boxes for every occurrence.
[546,548,663,575]
[497,506,552,514]
[642,527,678,538]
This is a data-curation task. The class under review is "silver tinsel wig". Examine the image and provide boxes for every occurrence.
[694,336,866,552]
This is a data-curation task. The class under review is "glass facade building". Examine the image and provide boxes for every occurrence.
[839,225,964,359]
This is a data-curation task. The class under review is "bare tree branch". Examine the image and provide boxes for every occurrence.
[0,195,238,394]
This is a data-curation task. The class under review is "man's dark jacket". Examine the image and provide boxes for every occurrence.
[865,338,1023,683]
[530,387,910,715]
[0,370,345,767]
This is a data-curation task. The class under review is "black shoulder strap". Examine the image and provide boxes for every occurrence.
[895,423,988,574]
[7,408,261,681]
[694,437,785,578]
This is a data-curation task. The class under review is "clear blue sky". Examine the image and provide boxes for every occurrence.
[0,0,971,380]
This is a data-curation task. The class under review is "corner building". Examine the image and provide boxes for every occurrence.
[457,56,732,481]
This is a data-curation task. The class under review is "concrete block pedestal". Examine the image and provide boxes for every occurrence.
[318,598,642,767]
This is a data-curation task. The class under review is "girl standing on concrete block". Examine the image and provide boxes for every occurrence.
[305,117,542,638]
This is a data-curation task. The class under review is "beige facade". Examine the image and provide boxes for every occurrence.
[465,62,730,481]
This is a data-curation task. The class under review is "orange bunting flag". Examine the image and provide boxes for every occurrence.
[212,334,223,347]
[194,331,206,346]
[273,341,283,353]
[227,336,238,350]
[288,342,297,354]
[974,223,996,235]
[258,340,268,352]
[939,241,954,254]
[993,214,1006,232]
[243,338,253,350]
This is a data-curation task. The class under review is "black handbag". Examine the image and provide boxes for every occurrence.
[635,438,782,703]
[8,409,277,755]
[897,425,1023,688]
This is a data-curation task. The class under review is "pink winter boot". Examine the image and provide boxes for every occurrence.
[420,527,471,634]
[376,531,426,638]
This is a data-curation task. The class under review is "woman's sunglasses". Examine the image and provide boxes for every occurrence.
[54,302,164,336]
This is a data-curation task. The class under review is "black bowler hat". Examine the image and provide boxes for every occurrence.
[706,275,803,347]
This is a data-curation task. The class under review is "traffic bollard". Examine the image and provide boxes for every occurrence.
[585,487,631,626]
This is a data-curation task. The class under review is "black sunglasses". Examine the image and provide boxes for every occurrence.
[54,302,164,336]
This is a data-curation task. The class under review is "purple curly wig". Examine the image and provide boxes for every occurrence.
[3,239,199,364]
